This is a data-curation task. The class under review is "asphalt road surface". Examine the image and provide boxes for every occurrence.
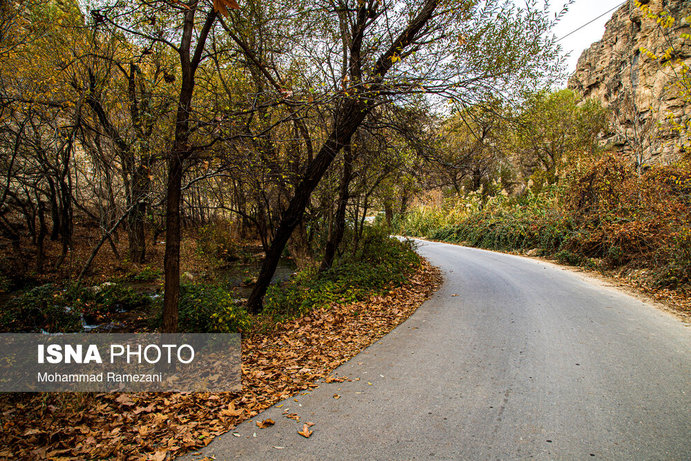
[184,240,691,460]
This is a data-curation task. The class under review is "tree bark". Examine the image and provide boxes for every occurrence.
[162,154,183,332]
[127,165,151,263]
[320,143,353,271]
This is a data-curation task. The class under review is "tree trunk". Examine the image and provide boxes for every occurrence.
[162,155,183,333]
[161,8,217,333]
[384,199,393,228]
[127,165,151,263]
[247,100,366,313]
[36,200,46,273]
[320,144,353,271]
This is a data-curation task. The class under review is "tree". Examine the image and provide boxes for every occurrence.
[429,101,510,195]
[512,89,608,187]
[242,0,563,312]
[96,0,239,331]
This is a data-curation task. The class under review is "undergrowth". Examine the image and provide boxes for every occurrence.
[0,226,421,334]
[261,227,421,325]
[396,154,691,290]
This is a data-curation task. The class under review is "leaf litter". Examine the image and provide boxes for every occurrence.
[0,262,441,459]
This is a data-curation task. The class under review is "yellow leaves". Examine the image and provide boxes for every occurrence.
[390,54,401,64]
[213,0,240,17]
[656,14,674,29]
[640,46,658,61]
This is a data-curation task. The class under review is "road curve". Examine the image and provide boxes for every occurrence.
[184,240,691,460]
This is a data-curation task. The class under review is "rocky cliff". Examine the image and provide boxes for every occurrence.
[568,0,691,165]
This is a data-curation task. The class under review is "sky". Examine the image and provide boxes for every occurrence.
[548,0,628,75]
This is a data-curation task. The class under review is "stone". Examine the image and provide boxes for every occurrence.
[568,0,691,165]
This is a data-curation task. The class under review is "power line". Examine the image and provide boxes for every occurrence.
[556,1,627,42]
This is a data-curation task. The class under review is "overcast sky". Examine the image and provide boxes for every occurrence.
[548,0,628,76]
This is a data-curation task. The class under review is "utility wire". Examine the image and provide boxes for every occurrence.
[556,1,627,42]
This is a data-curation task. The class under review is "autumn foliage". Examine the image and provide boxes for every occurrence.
[565,154,691,286]
[400,153,691,300]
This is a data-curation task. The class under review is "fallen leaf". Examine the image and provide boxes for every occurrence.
[220,403,242,417]
[0,263,441,461]
[297,424,313,438]
[115,394,135,407]
[256,419,275,429]
[150,450,167,461]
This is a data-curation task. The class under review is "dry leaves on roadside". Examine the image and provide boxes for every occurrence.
[0,262,441,459]
[256,419,275,429]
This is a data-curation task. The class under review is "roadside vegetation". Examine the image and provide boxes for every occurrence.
[0,226,421,334]
[394,4,691,309]
[396,156,691,299]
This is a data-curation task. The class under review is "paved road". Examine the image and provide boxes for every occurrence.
[184,240,691,460]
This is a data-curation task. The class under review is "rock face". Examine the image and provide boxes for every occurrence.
[568,0,691,165]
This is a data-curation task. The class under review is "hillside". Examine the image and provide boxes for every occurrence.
[568,0,691,165]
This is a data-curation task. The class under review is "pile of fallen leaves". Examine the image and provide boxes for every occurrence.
[0,261,441,460]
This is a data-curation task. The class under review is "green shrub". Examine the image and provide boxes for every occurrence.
[127,265,162,282]
[0,284,81,333]
[81,283,150,310]
[555,250,583,266]
[395,196,477,237]
[263,230,420,321]
[153,285,250,333]
[425,189,570,253]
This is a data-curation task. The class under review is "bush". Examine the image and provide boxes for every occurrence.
[0,284,82,333]
[0,281,157,332]
[426,188,570,253]
[397,153,691,290]
[126,265,162,282]
[263,230,420,321]
[395,196,478,237]
[555,250,583,266]
[564,155,691,273]
[196,222,240,265]
[154,284,250,333]
[72,283,151,323]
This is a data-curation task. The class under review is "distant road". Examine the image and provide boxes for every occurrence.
[184,239,691,460]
